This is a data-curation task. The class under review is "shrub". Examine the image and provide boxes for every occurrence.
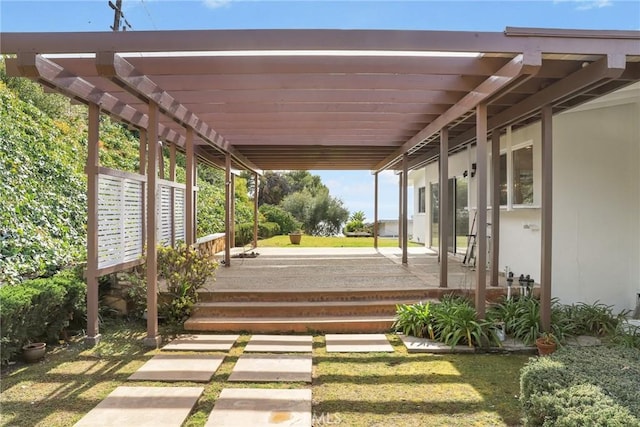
[235,223,254,247]
[520,346,640,426]
[157,243,218,325]
[258,221,281,239]
[0,269,86,364]
[258,204,300,235]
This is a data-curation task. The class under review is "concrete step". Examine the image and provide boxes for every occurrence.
[196,289,441,303]
[184,315,396,333]
[192,298,431,318]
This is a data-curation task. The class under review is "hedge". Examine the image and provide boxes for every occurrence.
[0,269,86,364]
[520,346,640,426]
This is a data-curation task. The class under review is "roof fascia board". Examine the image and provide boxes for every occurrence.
[1,29,639,55]
[95,51,262,175]
[374,51,542,172]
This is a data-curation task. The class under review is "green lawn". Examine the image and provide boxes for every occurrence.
[258,235,422,248]
[0,322,527,426]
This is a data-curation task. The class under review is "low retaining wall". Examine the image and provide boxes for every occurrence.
[196,233,226,258]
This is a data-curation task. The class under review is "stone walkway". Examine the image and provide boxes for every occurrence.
[77,331,588,426]
[74,333,394,427]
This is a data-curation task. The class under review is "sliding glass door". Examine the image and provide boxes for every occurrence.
[430,177,469,254]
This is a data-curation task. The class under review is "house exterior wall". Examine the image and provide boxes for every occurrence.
[408,83,640,313]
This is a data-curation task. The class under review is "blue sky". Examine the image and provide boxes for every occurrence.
[2,0,638,220]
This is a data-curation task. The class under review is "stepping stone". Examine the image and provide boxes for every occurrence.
[244,334,312,352]
[128,354,225,382]
[75,386,204,427]
[399,334,475,354]
[325,334,394,352]
[229,354,312,382]
[162,334,239,351]
[205,388,312,427]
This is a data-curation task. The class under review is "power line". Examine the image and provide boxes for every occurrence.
[108,0,132,32]
[140,0,158,30]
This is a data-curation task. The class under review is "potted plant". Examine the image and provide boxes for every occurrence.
[535,332,557,356]
[22,342,46,363]
[289,230,302,245]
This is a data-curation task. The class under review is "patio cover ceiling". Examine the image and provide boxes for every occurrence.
[2,28,639,173]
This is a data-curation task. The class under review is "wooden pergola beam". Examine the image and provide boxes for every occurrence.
[11,55,187,148]
[95,52,262,175]
[449,54,627,148]
[374,52,542,171]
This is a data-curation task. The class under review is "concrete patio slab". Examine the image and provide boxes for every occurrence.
[244,334,312,352]
[204,388,312,427]
[128,354,225,382]
[325,334,394,352]
[398,334,475,353]
[74,386,204,427]
[228,354,312,382]
[161,334,239,351]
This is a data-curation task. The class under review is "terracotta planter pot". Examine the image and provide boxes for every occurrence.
[535,338,556,356]
[289,233,302,245]
[23,342,46,363]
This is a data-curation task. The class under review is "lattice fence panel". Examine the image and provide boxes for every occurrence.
[98,173,144,270]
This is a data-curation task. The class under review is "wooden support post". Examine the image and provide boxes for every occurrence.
[143,101,161,348]
[157,141,165,180]
[402,154,409,265]
[540,105,553,331]
[475,104,488,318]
[224,153,232,267]
[230,173,236,248]
[185,128,195,246]
[169,142,177,246]
[253,172,259,248]
[139,129,147,249]
[374,172,379,249]
[491,131,501,286]
[398,171,403,249]
[85,103,101,346]
[439,128,449,288]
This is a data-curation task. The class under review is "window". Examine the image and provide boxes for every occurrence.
[418,187,426,213]
[513,145,533,205]
[498,142,534,207]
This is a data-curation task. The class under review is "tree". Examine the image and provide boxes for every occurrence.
[258,171,291,206]
[281,187,349,236]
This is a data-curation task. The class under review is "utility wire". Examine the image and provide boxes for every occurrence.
[140,0,158,30]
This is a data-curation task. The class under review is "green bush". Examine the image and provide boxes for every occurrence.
[259,204,300,235]
[520,346,640,426]
[258,221,281,239]
[0,269,86,364]
[235,223,254,247]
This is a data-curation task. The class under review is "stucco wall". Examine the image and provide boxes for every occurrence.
[552,99,640,313]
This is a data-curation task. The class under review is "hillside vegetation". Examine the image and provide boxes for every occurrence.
[0,64,250,284]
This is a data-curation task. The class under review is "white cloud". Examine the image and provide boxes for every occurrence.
[203,0,232,9]
[554,0,613,11]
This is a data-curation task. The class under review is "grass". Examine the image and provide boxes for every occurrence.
[1,322,528,426]
[259,235,422,248]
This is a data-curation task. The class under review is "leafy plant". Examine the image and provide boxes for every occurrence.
[157,243,218,325]
[393,302,435,339]
[432,297,499,348]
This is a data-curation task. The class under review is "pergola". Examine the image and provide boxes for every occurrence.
[2,28,639,346]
